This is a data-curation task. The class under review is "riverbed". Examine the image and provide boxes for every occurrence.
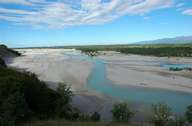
[7,49,192,120]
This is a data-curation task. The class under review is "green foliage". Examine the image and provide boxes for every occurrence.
[55,83,75,119]
[118,47,192,57]
[57,83,73,105]
[22,119,136,126]
[0,67,73,126]
[151,103,171,126]
[0,72,31,126]
[90,112,100,122]
[185,105,192,123]
[0,57,6,67]
[80,48,99,56]
[111,102,133,122]
[77,44,192,57]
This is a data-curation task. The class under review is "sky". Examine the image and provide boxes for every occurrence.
[0,0,192,47]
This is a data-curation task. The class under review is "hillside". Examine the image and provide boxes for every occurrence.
[0,44,20,58]
[136,36,192,44]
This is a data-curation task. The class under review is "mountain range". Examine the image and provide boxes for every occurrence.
[135,36,192,44]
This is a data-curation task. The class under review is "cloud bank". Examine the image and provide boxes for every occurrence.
[0,0,174,28]
[182,9,192,16]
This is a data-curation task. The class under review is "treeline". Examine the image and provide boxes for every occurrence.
[118,47,192,57]
[77,44,192,57]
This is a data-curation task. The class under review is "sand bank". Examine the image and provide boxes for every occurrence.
[7,49,92,91]
[99,53,192,93]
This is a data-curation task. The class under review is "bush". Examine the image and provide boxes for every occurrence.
[0,74,31,126]
[0,68,74,126]
[90,112,100,122]
[0,57,6,67]
[111,102,133,122]
[151,103,171,126]
[167,116,186,126]
[54,83,74,118]
[185,105,192,123]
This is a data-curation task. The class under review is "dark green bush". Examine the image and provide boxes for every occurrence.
[151,103,171,126]
[111,102,133,122]
[90,112,100,122]
[0,68,73,126]
[0,57,6,67]
[185,105,192,123]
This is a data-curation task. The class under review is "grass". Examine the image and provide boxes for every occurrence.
[22,119,138,126]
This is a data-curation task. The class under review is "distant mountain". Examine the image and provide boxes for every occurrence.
[135,36,192,44]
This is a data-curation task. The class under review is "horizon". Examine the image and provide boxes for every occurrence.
[0,0,192,48]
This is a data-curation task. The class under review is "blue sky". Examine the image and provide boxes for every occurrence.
[0,0,192,47]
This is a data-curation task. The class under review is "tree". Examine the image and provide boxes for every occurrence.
[55,83,73,118]
[185,105,192,123]
[57,83,73,105]
[90,112,100,122]
[0,76,30,126]
[111,102,133,122]
[151,103,171,126]
[0,68,69,125]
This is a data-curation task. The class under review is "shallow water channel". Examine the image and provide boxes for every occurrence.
[79,55,192,114]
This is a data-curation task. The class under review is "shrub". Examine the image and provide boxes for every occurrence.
[167,116,186,126]
[151,103,171,126]
[0,68,74,126]
[185,105,192,123]
[90,112,100,122]
[0,57,6,67]
[111,102,133,122]
[0,75,31,126]
[55,83,74,118]
[57,83,73,105]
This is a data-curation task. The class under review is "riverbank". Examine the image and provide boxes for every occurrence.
[98,52,192,93]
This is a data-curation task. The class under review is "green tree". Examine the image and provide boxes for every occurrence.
[185,105,192,123]
[0,76,30,126]
[151,103,171,126]
[0,68,69,125]
[111,102,133,122]
[57,83,73,105]
[55,83,74,118]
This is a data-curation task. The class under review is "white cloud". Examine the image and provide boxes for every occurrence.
[0,8,35,14]
[182,9,192,16]
[0,0,174,28]
[0,0,32,5]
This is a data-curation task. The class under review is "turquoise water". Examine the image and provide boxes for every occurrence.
[71,53,192,113]
[162,63,192,69]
